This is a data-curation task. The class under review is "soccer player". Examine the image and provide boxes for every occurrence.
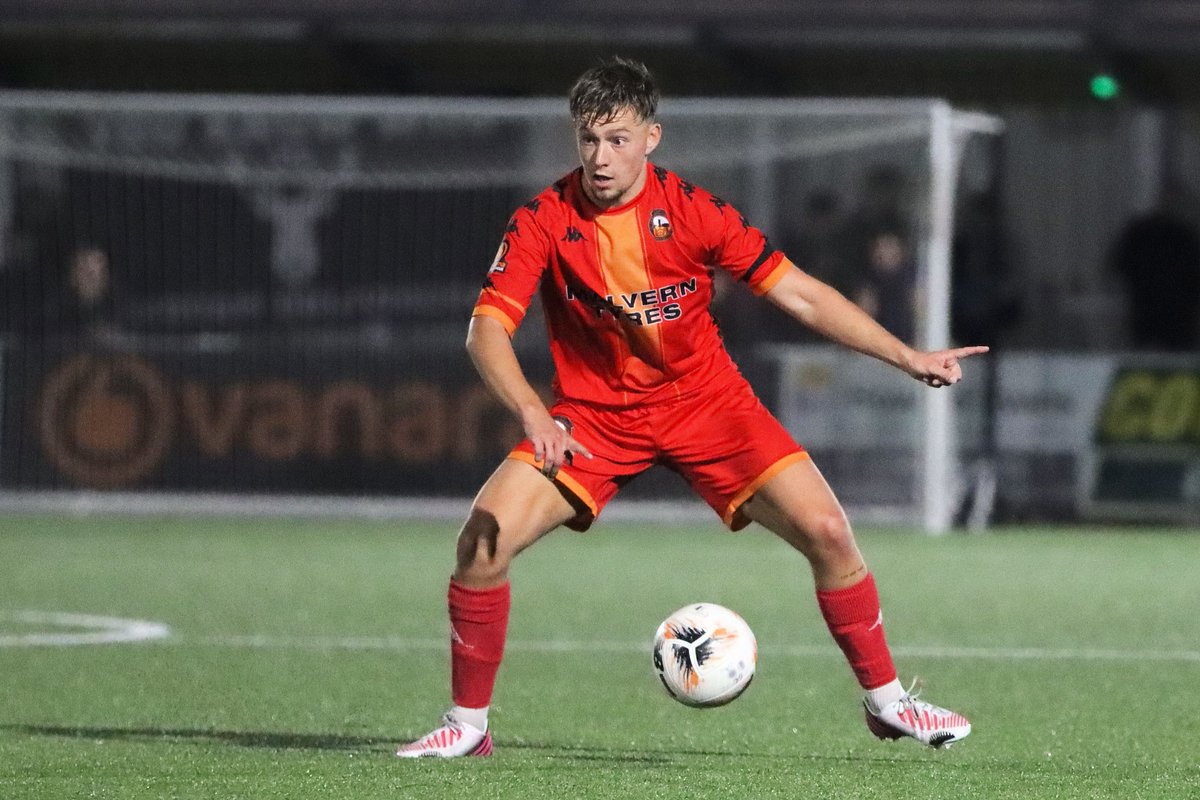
[399,57,985,758]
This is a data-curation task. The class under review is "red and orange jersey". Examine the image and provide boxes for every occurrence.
[473,163,793,407]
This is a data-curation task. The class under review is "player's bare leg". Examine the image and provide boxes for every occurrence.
[741,457,971,748]
[398,460,577,758]
[454,459,578,588]
[740,456,865,591]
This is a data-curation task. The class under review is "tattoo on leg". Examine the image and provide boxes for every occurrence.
[838,564,867,583]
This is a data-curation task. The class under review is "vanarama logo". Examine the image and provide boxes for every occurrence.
[39,354,175,488]
[32,353,555,490]
[649,209,673,241]
[565,278,697,327]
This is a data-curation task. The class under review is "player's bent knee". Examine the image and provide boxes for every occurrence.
[454,508,510,583]
[817,509,854,542]
[796,509,855,557]
[453,502,554,585]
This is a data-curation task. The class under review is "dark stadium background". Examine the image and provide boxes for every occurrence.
[0,1,1197,523]
[4,2,1200,104]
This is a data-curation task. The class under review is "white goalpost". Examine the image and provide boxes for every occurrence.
[924,104,1005,532]
[0,93,1001,532]
[660,99,1001,533]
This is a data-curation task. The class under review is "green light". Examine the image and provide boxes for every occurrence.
[1090,73,1120,100]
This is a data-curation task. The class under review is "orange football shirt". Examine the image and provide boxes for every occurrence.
[473,163,792,407]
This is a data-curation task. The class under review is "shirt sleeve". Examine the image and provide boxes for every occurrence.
[703,192,790,296]
[471,206,551,335]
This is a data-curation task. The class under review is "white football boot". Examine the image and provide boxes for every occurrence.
[864,684,971,748]
[396,712,493,758]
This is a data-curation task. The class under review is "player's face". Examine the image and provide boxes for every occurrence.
[575,107,661,209]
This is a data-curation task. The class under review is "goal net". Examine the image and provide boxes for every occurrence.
[0,93,1000,531]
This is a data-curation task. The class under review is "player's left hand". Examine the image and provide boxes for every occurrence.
[907,345,990,388]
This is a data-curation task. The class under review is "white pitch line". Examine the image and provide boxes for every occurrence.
[183,634,1200,664]
[4,616,1197,663]
[0,610,172,647]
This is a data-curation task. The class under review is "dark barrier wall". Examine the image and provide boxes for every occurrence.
[2,342,543,495]
[1,341,779,499]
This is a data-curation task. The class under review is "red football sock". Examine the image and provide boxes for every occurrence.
[448,579,511,709]
[815,573,897,690]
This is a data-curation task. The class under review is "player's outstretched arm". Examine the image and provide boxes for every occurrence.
[762,266,989,387]
[466,316,592,474]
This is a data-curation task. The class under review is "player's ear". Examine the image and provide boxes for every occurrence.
[644,123,662,156]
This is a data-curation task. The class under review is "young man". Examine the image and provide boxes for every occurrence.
[399,57,985,758]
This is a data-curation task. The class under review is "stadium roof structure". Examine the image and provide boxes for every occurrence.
[1,1,1200,103]
[0,1,1197,56]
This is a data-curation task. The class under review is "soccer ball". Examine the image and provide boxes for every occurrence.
[652,603,757,708]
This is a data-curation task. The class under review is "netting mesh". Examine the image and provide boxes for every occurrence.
[0,95,995,525]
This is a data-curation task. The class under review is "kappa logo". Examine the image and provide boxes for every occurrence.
[561,226,587,243]
[450,624,473,649]
[648,209,673,241]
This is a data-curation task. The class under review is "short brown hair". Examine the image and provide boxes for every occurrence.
[568,57,659,126]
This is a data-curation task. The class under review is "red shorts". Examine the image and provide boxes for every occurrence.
[509,375,807,531]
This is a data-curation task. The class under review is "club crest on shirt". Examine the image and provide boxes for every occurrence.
[648,209,673,241]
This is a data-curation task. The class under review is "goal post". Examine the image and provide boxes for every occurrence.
[658,99,1002,532]
[0,92,1001,531]
[924,104,1005,533]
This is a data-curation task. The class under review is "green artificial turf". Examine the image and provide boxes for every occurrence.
[1,514,1198,799]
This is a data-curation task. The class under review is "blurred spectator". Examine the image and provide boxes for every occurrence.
[853,228,917,343]
[841,164,912,303]
[36,245,120,339]
[783,189,850,295]
[843,165,911,238]
[951,190,1022,346]
[1,169,65,336]
[1109,181,1200,351]
[718,188,851,347]
[729,168,919,348]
